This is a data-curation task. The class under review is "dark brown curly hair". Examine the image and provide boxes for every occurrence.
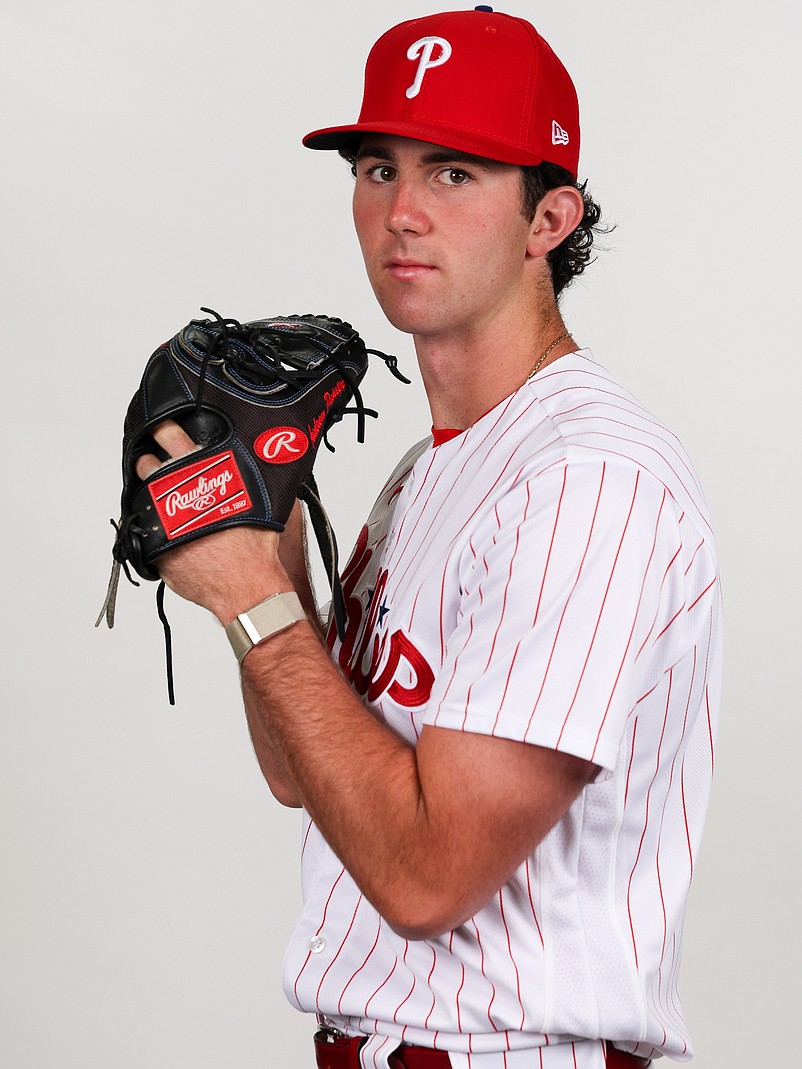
[520,163,604,298]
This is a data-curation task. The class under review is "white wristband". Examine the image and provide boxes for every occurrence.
[225,592,306,665]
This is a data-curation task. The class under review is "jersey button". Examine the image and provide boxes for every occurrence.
[309,935,327,954]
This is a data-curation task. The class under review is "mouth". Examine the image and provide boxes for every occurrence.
[385,258,437,280]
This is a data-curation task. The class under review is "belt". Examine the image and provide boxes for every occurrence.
[313,1031,651,1068]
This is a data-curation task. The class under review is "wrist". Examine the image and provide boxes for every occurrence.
[225,591,307,665]
[211,564,294,627]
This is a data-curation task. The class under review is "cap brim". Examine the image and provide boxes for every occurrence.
[302,121,547,167]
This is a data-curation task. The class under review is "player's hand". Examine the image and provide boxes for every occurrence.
[135,420,288,624]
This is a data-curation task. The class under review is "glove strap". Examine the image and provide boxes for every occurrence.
[225,592,307,665]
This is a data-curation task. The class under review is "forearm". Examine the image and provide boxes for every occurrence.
[241,673,303,808]
[240,622,434,932]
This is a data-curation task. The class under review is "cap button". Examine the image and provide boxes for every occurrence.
[475,5,494,10]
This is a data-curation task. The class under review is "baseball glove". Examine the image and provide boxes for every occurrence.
[97,308,408,700]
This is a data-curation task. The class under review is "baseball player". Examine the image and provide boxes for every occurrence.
[136,8,722,1068]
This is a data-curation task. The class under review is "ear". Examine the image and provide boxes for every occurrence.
[525,186,585,259]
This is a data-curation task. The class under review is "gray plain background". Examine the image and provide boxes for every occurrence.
[2,1,800,1066]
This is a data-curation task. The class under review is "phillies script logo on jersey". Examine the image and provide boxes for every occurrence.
[327,526,434,708]
[148,451,253,539]
[254,427,309,464]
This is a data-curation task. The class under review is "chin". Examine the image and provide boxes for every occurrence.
[371,293,446,338]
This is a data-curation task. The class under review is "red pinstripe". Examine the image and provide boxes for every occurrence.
[463,510,504,727]
[557,471,640,748]
[437,558,448,663]
[293,866,347,1005]
[316,895,366,1009]
[432,526,494,726]
[652,601,686,644]
[680,757,694,880]
[491,641,522,736]
[706,685,715,775]
[674,625,705,888]
[634,542,683,660]
[668,931,688,1055]
[592,487,667,760]
[524,858,545,947]
[684,538,704,575]
[482,502,518,672]
[455,963,466,1034]
[363,955,398,1019]
[371,1034,393,1069]
[623,718,639,807]
[498,887,526,1029]
[432,609,476,727]
[532,466,568,629]
[687,577,717,613]
[482,484,531,679]
[469,917,500,1030]
[653,648,696,1031]
[301,816,315,861]
[423,950,438,1031]
[524,463,607,740]
[392,942,416,1025]
[626,670,672,969]
[337,917,382,1013]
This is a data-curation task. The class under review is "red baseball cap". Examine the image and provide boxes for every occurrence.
[303,7,580,177]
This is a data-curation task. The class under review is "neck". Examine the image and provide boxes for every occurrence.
[415,310,574,430]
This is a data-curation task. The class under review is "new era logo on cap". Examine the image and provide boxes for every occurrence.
[552,120,570,146]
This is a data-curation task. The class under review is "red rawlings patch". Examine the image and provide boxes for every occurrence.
[254,427,309,464]
[148,451,253,540]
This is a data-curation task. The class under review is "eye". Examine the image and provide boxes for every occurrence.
[365,164,398,184]
[439,168,471,186]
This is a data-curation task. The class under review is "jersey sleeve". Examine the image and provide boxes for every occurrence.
[423,455,702,773]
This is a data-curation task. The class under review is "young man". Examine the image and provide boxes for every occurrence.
[139,9,722,1068]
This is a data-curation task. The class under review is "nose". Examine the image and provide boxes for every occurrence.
[385,179,430,236]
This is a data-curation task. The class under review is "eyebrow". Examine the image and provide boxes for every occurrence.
[354,144,496,171]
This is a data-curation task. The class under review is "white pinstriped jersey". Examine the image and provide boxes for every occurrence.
[283,352,722,1069]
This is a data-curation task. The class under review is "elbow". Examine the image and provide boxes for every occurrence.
[374,881,475,942]
[266,778,304,808]
[386,916,454,942]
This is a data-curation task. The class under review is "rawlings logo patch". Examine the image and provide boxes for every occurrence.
[148,452,252,539]
[255,427,309,464]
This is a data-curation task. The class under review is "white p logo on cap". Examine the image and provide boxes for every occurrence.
[406,36,452,99]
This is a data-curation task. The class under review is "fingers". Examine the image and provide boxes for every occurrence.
[152,419,199,456]
[135,419,200,481]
